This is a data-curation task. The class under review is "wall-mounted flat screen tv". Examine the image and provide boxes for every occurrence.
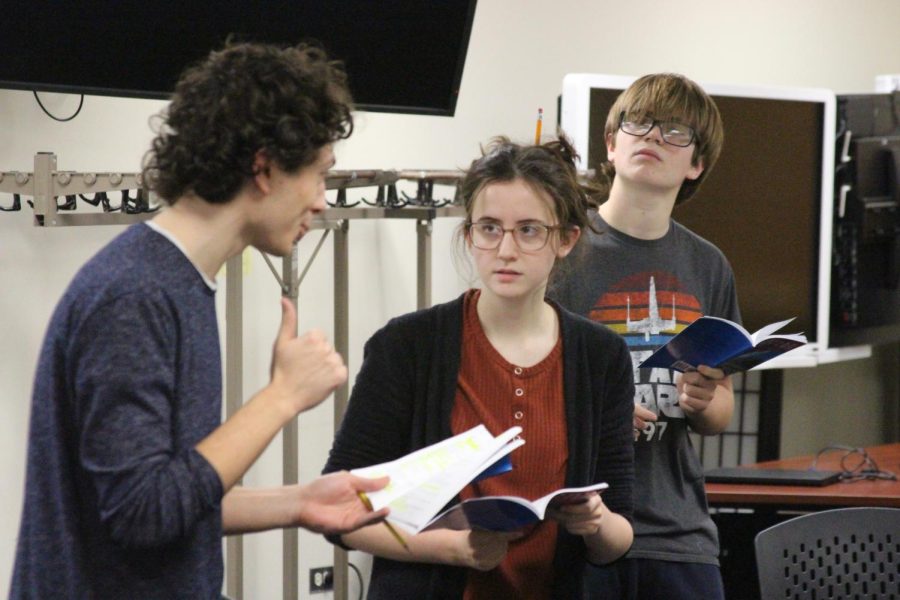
[0,1,478,116]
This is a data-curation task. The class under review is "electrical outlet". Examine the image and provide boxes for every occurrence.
[309,566,334,593]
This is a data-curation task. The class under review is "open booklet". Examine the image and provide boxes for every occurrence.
[351,425,525,534]
[421,482,609,532]
[638,316,807,374]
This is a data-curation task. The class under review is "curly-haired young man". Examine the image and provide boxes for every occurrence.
[11,43,388,599]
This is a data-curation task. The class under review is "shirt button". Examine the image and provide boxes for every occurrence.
[514,410,524,420]
[515,388,524,397]
[514,367,523,375]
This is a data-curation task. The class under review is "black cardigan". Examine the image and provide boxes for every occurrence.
[324,294,635,599]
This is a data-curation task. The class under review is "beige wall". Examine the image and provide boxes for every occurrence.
[2,0,899,597]
[781,343,899,457]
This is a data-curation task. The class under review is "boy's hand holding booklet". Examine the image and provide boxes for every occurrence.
[638,316,807,375]
[351,424,609,536]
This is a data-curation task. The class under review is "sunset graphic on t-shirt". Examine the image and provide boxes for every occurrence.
[588,271,703,350]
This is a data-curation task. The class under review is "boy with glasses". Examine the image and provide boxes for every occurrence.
[552,73,736,599]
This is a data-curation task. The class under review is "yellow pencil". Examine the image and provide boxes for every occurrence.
[357,491,410,551]
[534,107,543,144]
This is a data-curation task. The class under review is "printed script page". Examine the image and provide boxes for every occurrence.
[352,425,523,532]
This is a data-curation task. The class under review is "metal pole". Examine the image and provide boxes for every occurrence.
[332,220,350,600]
[225,253,244,599]
[282,247,300,600]
[32,152,56,227]
[416,219,433,309]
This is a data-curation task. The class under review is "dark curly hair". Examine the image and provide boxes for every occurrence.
[142,41,353,204]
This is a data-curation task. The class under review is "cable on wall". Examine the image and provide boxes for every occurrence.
[32,91,84,122]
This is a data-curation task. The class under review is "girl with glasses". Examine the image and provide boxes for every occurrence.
[323,136,635,599]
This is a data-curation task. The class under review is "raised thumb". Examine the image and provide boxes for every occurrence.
[277,297,298,342]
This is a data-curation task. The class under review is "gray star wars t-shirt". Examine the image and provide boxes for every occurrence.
[552,213,740,565]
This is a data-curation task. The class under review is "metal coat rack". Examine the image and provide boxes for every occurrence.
[2,152,465,600]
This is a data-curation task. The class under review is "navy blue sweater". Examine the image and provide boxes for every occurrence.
[11,224,225,599]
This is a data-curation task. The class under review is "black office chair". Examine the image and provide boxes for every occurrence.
[754,507,900,599]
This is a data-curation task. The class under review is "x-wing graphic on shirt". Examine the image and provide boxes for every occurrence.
[588,271,702,349]
[626,276,677,341]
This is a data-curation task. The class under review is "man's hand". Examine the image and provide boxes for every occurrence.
[196,299,349,494]
[677,365,725,417]
[295,472,390,535]
[270,298,348,415]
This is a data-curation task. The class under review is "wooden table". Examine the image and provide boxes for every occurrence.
[706,442,900,509]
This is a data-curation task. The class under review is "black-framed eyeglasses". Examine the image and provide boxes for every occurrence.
[618,111,697,147]
[466,221,564,252]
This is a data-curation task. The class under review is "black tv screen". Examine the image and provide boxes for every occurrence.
[0,0,478,116]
